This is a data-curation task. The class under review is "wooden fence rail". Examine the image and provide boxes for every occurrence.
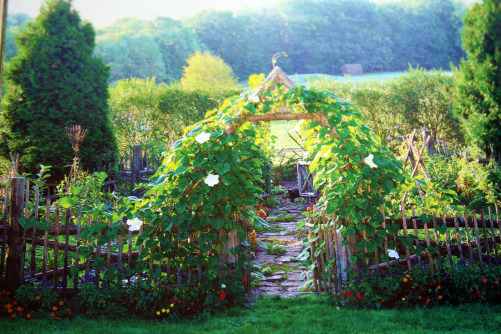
[0,174,248,292]
[306,203,501,294]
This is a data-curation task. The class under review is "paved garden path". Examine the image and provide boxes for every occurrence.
[250,183,313,299]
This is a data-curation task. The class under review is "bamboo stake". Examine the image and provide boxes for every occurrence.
[473,211,483,269]
[443,215,454,268]
[480,210,491,265]
[85,216,91,276]
[432,214,443,271]
[423,210,434,273]
[400,202,411,270]
[73,214,82,290]
[43,199,50,284]
[107,219,112,268]
[453,213,464,263]
[411,207,422,269]
[463,212,474,265]
[381,205,389,269]
[96,218,102,285]
[30,188,40,277]
[63,209,71,290]
[53,204,60,290]
[488,207,498,260]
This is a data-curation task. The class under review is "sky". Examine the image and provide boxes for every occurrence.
[8,0,286,27]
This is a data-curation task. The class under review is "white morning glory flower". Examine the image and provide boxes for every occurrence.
[221,284,226,289]
[365,154,378,168]
[127,218,143,231]
[204,174,219,187]
[388,249,400,259]
[195,131,211,144]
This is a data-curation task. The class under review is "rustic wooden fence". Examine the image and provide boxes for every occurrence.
[41,144,162,199]
[0,176,249,292]
[306,204,501,293]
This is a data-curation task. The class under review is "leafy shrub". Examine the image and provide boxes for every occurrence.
[330,262,501,309]
[266,243,287,256]
[311,68,463,151]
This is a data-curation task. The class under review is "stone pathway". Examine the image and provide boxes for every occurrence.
[250,189,313,299]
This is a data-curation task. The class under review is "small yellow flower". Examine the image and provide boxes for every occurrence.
[162,309,166,313]
[402,297,406,301]
[156,311,160,315]
[166,309,170,313]
[170,303,174,308]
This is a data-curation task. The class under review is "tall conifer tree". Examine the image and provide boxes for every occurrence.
[454,0,501,155]
[0,0,116,179]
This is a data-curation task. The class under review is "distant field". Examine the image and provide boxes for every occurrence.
[290,71,405,86]
[240,70,452,88]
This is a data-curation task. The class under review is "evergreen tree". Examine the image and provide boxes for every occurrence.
[454,0,501,155]
[0,0,116,179]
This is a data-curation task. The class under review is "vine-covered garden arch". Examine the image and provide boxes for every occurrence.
[133,66,403,307]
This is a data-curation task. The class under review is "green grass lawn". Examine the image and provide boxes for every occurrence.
[269,121,303,151]
[3,296,501,333]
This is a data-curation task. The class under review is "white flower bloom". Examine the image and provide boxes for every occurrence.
[221,284,226,289]
[127,218,143,231]
[204,174,219,187]
[388,249,400,259]
[195,131,211,144]
[365,154,378,168]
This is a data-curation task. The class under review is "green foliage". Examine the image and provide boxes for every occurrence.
[0,0,116,181]
[331,263,501,309]
[312,68,462,150]
[454,0,501,156]
[180,51,239,93]
[108,78,239,155]
[186,0,465,79]
[95,17,205,83]
[266,243,287,256]
[426,155,501,211]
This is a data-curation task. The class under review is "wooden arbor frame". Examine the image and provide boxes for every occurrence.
[224,66,339,140]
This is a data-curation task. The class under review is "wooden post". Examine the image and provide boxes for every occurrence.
[5,177,25,291]
[131,145,141,197]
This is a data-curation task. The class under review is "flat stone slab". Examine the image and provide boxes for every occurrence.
[262,275,284,281]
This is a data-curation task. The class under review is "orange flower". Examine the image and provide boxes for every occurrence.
[418,296,422,300]
[59,301,63,306]
[52,306,57,312]
[496,281,499,285]
[482,278,487,284]
[437,286,441,289]
[403,278,408,283]
[36,296,40,300]
[470,288,474,292]
[438,295,443,300]
[26,314,31,319]
[8,308,13,313]
[11,314,16,319]
[16,307,22,313]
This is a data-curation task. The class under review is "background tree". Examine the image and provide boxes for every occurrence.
[180,51,239,92]
[454,0,501,155]
[95,17,205,83]
[0,0,116,179]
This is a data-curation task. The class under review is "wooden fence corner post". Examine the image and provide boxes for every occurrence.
[5,177,25,291]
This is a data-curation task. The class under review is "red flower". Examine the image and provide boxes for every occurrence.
[347,290,354,298]
[340,292,346,298]
[356,294,363,300]
[242,277,248,284]
[482,278,487,284]
[219,290,226,301]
